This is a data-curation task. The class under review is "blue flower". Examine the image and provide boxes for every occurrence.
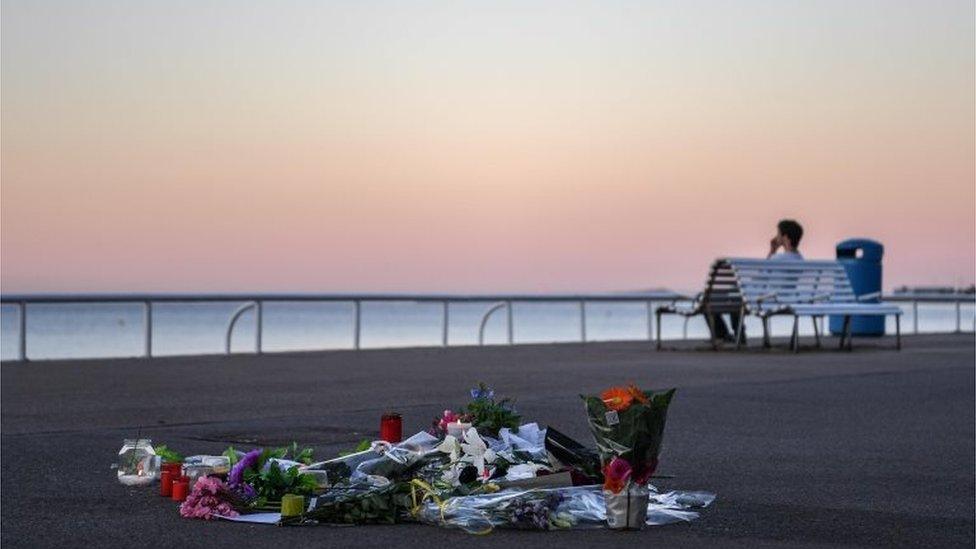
[470,385,494,400]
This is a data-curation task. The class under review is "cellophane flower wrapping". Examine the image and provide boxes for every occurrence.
[581,388,675,484]
[414,485,714,533]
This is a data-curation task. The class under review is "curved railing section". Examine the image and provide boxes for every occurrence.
[477,302,510,346]
[224,301,257,354]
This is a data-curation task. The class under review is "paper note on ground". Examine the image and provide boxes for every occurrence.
[216,512,281,524]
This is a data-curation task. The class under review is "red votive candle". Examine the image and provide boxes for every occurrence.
[162,462,181,480]
[380,412,402,443]
[159,471,173,497]
[171,481,189,502]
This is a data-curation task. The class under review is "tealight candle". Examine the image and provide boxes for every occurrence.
[280,494,304,517]
[171,481,189,502]
[159,471,173,497]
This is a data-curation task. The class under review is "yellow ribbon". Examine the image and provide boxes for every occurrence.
[408,478,493,535]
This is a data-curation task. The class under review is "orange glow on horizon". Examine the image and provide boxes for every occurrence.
[2,1,973,293]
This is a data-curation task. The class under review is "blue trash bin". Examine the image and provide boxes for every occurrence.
[829,238,885,336]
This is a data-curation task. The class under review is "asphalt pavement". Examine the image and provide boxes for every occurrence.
[2,333,973,548]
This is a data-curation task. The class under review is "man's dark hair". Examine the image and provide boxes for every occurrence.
[778,219,803,248]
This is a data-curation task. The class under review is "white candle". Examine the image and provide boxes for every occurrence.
[446,422,472,438]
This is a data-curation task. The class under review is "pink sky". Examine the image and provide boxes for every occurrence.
[2,1,973,293]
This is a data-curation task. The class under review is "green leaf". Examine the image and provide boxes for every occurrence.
[222,446,239,466]
[338,439,372,457]
[154,444,184,463]
[296,447,315,465]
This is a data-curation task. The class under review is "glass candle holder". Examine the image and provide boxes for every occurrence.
[117,439,159,486]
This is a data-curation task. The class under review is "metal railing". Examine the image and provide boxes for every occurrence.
[0,292,685,362]
[886,293,975,335]
[1,292,971,362]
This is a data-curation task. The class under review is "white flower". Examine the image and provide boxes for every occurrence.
[436,435,461,462]
[459,428,497,481]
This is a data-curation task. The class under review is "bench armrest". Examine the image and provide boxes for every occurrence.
[755,292,778,305]
[856,291,882,302]
[675,292,703,306]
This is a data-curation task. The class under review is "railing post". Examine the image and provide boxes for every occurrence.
[646,300,654,342]
[579,300,587,343]
[255,300,263,354]
[143,301,152,358]
[353,300,361,350]
[18,301,27,362]
[506,300,513,345]
[912,301,918,334]
[955,301,961,333]
[442,301,449,347]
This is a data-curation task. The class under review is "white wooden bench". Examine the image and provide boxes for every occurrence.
[656,257,903,351]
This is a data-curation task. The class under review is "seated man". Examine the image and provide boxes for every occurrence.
[711,219,805,343]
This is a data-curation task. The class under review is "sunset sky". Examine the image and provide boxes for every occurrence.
[2,0,973,293]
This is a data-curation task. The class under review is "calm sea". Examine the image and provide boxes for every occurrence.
[1,301,972,361]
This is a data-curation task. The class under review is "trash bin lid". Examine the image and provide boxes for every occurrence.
[836,238,884,261]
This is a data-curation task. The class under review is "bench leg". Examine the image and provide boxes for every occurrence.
[705,311,719,350]
[812,316,821,348]
[895,315,901,351]
[762,317,771,349]
[791,316,799,353]
[845,316,853,351]
[656,311,663,351]
[734,308,746,350]
[839,316,850,350]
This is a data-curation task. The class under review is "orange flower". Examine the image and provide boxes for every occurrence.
[628,384,649,405]
[601,387,634,411]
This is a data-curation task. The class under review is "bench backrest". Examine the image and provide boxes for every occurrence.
[700,258,856,313]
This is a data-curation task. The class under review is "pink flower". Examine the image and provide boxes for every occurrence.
[179,476,239,520]
[603,457,632,494]
[429,409,474,436]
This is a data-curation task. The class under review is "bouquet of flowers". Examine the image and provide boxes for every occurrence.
[225,445,319,508]
[581,384,675,529]
[430,383,521,438]
[281,482,409,526]
[179,476,246,520]
[414,486,604,533]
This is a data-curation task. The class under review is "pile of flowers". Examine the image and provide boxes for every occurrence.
[146,382,709,534]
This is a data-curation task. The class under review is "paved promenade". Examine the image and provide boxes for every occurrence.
[2,334,974,548]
